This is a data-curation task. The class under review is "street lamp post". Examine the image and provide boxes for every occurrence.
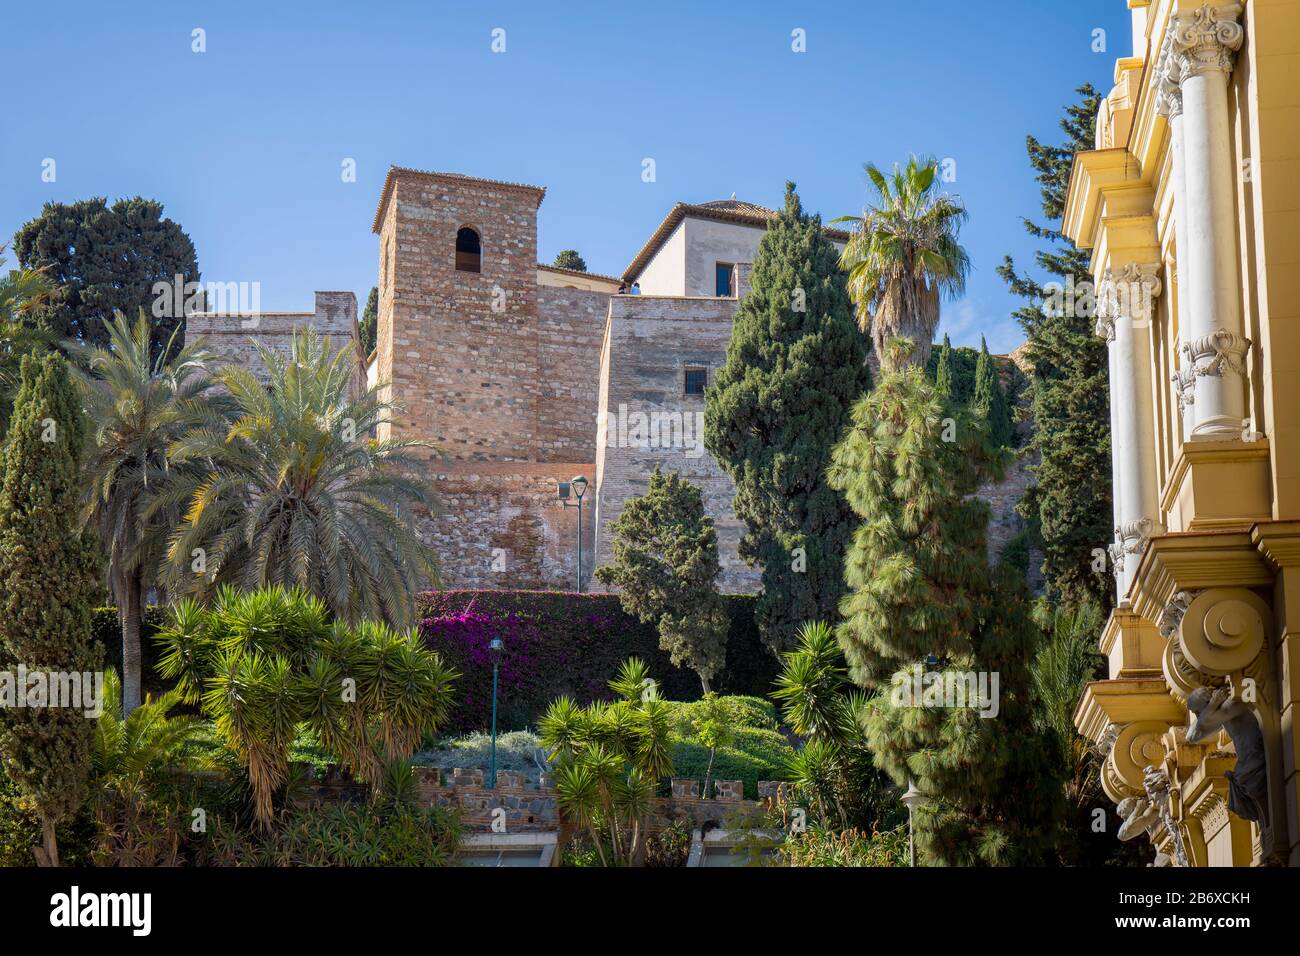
[901,780,927,868]
[557,475,589,592]
[488,637,504,788]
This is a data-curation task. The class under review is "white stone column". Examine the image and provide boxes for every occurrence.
[1101,264,1165,601]
[1157,40,1197,442]
[1170,3,1250,440]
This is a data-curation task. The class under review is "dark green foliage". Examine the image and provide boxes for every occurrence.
[92,606,170,699]
[771,622,904,832]
[829,357,1064,865]
[553,250,587,272]
[0,766,95,866]
[998,85,1112,609]
[360,286,378,357]
[0,353,103,863]
[926,337,979,404]
[705,182,871,657]
[417,590,774,733]
[974,336,1014,449]
[594,467,729,691]
[934,334,954,399]
[668,728,791,800]
[13,197,201,356]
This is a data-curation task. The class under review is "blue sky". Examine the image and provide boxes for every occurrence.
[0,0,1129,353]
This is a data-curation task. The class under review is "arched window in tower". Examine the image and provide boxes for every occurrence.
[455,226,481,273]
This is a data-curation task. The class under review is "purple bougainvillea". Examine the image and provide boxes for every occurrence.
[417,590,771,734]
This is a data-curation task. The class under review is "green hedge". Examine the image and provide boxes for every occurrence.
[418,590,778,734]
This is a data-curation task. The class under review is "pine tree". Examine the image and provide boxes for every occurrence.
[0,353,101,865]
[997,85,1111,608]
[934,334,954,400]
[705,183,870,656]
[829,343,1063,865]
[974,336,1014,449]
[594,468,728,692]
[14,197,201,357]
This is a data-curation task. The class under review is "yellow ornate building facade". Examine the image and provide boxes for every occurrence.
[1068,0,1300,866]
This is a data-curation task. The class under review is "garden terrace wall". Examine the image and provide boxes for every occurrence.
[417,589,776,733]
[296,764,783,834]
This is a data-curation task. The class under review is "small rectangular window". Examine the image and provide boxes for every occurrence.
[684,367,707,395]
[715,263,734,297]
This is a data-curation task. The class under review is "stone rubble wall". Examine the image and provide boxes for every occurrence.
[417,461,597,590]
[188,291,358,385]
[592,295,761,594]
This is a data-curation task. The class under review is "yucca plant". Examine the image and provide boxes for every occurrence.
[160,326,439,628]
[79,310,229,714]
[155,584,459,828]
[539,658,676,866]
[772,621,902,833]
[834,156,970,370]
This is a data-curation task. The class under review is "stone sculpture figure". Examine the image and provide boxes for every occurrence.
[1117,794,1160,842]
[1185,685,1269,827]
[1141,766,1188,867]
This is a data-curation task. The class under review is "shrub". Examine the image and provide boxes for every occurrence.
[668,728,793,801]
[413,731,549,786]
[778,825,910,867]
[417,590,773,733]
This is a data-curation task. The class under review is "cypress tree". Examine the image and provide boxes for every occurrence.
[829,343,1063,865]
[997,85,1111,608]
[934,334,954,400]
[594,467,729,692]
[0,353,101,866]
[705,183,870,656]
[974,335,1014,449]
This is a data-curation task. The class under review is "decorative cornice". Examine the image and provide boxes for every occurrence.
[1171,3,1245,80]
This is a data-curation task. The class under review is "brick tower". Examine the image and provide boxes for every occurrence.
[372,167,546,461]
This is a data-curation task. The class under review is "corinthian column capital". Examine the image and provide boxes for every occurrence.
[1101,262,1163,329]
[1155,33,1184,118]
[1171,2,1245,79]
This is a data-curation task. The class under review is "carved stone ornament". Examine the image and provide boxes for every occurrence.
[1111,519,1161,579]
[1155,31,1184,119]
[1158,590,1200,641]
[1175,588,1269,677]
[1186,685,1269,828]
[1172,364,1197,412]
[1142,765,1189,867]
[1172,3,1245,80]
[1181,328,1250,380]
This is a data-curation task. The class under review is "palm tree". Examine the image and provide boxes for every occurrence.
[160,327,438,627]
[834,156,970,370]
[1031,601,1105,809]
[79,310,226,714]
[92,668,203,785]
